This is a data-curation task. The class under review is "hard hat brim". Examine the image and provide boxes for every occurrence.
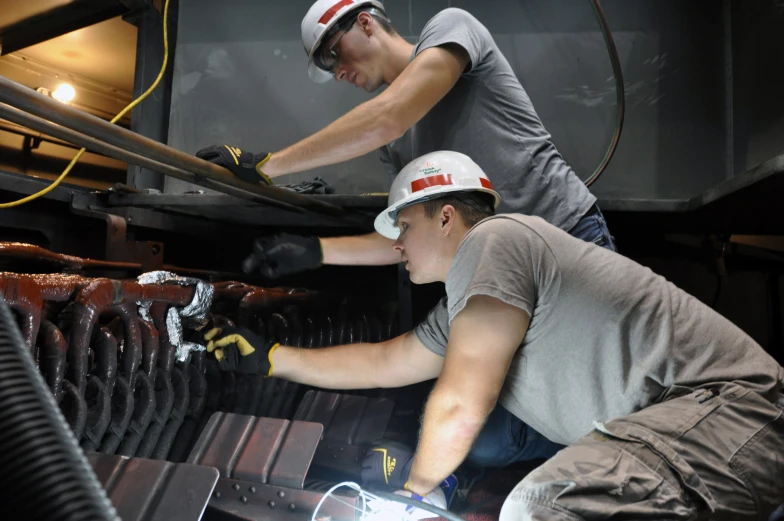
[374,186,501,240]
[307,58,333,83]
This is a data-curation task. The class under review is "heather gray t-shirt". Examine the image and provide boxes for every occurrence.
[415,214,784,445]
[380,8,595,232]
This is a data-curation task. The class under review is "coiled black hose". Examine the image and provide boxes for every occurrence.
[0,297,118,521]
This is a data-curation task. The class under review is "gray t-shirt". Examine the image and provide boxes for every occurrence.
[415,214,784,445]
[380,8,596,232]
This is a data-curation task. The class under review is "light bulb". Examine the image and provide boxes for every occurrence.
[52,83,76,104]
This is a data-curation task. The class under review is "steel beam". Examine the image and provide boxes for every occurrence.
[0,0,127,56]
[127,1,174,191]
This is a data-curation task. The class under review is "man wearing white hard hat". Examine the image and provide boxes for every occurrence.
[205,150,784,520]
[196,0,615,274]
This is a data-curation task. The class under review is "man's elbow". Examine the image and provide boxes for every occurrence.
[372,98,410,142]
[377,112,408,143]
[430,391,496,436]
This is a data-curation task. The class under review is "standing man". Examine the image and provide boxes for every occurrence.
[205,151,784,520]
[196,0,615,279]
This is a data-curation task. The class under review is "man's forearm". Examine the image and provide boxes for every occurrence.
[321,232,400,266]
[271,343,382,389]
[263,98,402,178]
[406,389,489,494]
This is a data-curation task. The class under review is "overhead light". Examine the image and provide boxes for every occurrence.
[52,83,76,104]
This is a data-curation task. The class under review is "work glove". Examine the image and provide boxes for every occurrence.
[195,145,273,185]
[204,326,280,376]
[361,441,415,490]
[241,233,323,278]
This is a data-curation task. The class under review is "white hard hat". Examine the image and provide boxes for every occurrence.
[301,0,386,83]
[374,151,502,240]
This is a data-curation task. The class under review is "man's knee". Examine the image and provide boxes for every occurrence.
[498,431,698,521]
[499,473,585,521]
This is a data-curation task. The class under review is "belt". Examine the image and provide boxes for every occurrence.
[584,203,600,218]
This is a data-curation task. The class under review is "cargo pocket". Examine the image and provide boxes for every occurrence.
[593,421,716,513]
[729,410,784,517]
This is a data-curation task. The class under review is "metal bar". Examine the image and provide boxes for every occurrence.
[723,0,735,180]
[0,120,84,152]
[126,1,172,191]
[0,0,128,55]
[0,75,345,216]
[0,102,306,214]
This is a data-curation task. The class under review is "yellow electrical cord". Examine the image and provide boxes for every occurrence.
[0,0,171,208]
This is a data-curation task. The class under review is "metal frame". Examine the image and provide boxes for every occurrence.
[125,0,176,191]
[0,75,346,216]
[0,0,137,56]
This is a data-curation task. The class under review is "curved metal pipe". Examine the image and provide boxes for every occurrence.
[98,375,133,455]
[106,302,143,389]
[67,279,196,392]
[116,371,155,457]
[60,380,87,440]
[150,303,175,374]
[91,326,118,395]
[80,375,112,452]
[138,318,160,383]
[153,366,190,461]
[0,273,43,351]
[37,319,67,402]
[135,368,173,459]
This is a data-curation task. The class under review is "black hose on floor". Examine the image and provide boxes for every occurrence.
[0,298,118,521]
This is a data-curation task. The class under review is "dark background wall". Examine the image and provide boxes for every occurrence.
[165,0,761,200]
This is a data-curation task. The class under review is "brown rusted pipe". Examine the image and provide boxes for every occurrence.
[139,318,159,383]
[237,287,321,326]
[105,302,143,390]
[0,242,236,278]
[91,326,118,395]
[37,319,67,402]
[150,302,175,374]
[67,278,196,393]
[0,273,43,351]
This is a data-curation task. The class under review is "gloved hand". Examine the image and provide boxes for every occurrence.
[361,441,414,489]
[242,233,323,278]
[204,326,280,375]
[195,145,273,185]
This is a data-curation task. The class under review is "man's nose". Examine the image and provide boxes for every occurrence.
[335,67,348,82]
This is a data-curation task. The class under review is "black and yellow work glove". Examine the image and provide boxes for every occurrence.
[361,441,415,490]
[204,326,280,375]
[241,233,323,279]
[195,145,273,185]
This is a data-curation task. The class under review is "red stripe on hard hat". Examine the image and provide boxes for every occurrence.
[411,174,494,192]
[411,174,453,192]
[319,0,354,24]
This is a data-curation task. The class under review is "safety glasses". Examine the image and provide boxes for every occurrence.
[315,17,358,75]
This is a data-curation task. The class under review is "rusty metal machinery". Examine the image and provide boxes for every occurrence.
[0,241,400,521]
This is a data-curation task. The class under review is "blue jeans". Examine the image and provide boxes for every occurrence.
[466,205,616,469]
[466,404,565,468]
[566,204,617,252]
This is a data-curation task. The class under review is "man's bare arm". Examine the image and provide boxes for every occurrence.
[320,232,399,266]
[406,295,530,494]
[262,45,469,178]
[271,329,443,389]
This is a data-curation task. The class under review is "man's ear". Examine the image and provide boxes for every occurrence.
[356,11,374,36]
[440,204,457,235]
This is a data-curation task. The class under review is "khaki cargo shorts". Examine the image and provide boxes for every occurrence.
[500,383,784,520]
